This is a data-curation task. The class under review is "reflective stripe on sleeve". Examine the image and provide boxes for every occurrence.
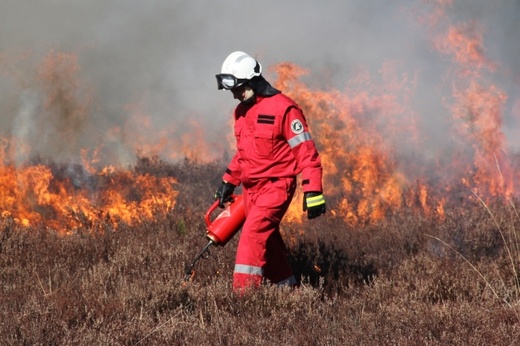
[306,194,325,207]
[234,264,264,276]
[287,132,312,149]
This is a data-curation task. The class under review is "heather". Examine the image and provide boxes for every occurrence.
[1,159,520,345]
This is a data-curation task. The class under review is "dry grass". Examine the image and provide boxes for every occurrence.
[1,158,520,345]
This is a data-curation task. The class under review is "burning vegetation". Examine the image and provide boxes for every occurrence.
[0,150,178,233]
[2,1,520,344]
[0,14,516,232]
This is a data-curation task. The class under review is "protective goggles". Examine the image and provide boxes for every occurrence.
[215,74,248,90]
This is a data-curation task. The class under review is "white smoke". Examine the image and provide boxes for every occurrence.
[0,0,518,165]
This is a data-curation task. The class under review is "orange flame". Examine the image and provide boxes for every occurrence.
[273,4,514,225]
[273,62,417,225]
[0,143,178,234]
[0,51,180,234]
[1,3,517,233]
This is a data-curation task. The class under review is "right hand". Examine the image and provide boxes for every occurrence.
[214,181,236,208]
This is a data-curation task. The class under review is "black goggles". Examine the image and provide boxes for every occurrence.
[215,74,248,90]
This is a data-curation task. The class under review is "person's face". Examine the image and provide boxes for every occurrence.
[231,84,246,101]
[231,84,254,102]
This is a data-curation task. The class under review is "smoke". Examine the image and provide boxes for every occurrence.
[0,0,519,166]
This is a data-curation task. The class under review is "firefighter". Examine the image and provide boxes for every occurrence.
[214,51,326,290]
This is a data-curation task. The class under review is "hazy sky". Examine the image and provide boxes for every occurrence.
[0,0,519,166]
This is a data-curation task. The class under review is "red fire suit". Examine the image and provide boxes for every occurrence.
[222,93,323,290]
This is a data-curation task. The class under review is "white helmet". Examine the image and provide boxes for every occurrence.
[216,51,262,90]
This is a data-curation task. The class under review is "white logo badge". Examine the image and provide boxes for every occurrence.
[291,119,304,134]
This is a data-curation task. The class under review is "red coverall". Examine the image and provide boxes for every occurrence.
[222,93,323,290]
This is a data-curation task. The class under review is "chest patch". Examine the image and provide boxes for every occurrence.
[257,114,275,125]
[291,119,304,134]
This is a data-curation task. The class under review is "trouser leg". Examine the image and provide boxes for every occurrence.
[233,178,296,290]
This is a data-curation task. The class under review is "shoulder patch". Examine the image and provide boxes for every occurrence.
[291,119,304,134]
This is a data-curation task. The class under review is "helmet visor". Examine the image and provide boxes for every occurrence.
[216,74,248,90]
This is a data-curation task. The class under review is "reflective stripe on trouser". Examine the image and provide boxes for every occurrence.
[233,264,263,288]
[233,177,296,290]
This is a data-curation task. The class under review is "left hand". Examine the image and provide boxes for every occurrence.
[303,192,326,219]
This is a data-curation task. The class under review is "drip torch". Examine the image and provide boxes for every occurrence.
[184,194,246,281]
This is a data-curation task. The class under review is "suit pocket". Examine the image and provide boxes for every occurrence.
[254,130,274,159]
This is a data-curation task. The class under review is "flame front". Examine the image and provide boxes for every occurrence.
[0,142,177,234]
[1,1,517,232]
[277,1,516,224]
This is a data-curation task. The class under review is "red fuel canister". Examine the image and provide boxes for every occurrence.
[204,194,246,246]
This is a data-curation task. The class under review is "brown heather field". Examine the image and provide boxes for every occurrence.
[1,158,520,345]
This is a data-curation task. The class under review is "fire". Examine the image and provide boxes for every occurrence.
[434,22,496,76]
[276,1,515,225]
[274,63,415,224]
[118,101,218,163]
[1,2,517,233]
[0,141,178,234]
[0,50,182,234]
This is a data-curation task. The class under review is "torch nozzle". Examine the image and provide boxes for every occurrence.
[183,240,214,282]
